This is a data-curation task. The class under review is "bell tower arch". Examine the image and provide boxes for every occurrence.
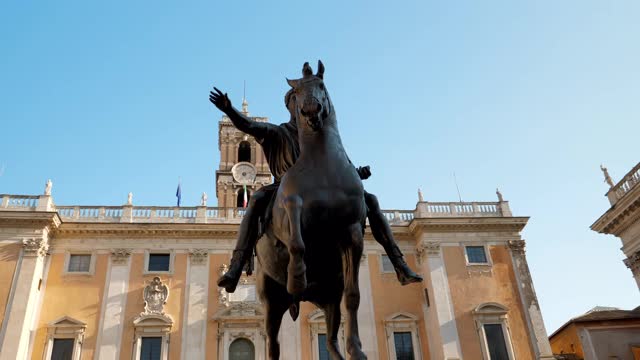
[215,100,273,207]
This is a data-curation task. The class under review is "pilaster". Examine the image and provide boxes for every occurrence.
[182,249,210,360]
[508,240,554,359]
[0,237,49,360]
[357,252,379,360]
[418,241,462,360]
[95,249,132,359]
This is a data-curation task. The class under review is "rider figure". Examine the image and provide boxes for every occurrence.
[210,87,422,293]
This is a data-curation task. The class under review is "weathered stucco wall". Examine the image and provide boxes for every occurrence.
[31,252,108,360]
[444,245,535,360]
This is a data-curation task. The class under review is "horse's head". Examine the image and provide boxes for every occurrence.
[286,60,331,132]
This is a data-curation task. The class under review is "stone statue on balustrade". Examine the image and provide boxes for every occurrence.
[44,179,52,196]
[210,61,422,359]
[601,164,615,188]
[201,192,208,206]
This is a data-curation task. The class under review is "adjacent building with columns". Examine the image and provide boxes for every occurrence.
[0,108,554,360]
[592,162,640,290]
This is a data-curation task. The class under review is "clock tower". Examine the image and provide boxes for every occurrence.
[215,99,273,207]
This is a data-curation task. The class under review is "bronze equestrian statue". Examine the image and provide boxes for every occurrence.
[209,80,421,295]
[210,61,421,359]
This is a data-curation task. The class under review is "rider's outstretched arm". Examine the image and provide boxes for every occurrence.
[225,106,273,140]
[210,87,274,140]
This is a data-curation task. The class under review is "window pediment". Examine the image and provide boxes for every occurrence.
[48,316,86,329]
[473,302,509,315]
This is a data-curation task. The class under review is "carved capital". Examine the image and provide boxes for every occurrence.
[189,249,209,265]
[111,248,132,265]
[420,241,441,257]
[508,240,526,255]
[624,251,640,276]
[22,238,48,257]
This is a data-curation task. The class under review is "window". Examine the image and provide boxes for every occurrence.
[148,254,170,272]
[132,312,172,360]
[308,309,345,360]
[140,337,162,360]
[466,246,488,264]
[384,313,422,359]
[51,339,74,360]
[44,316,86,360]
[229,338,255,360]
[484,324,509,360]
[381,254,394,273]
[394,332,415,360]
[68,255,91,272]
[317,334,330,360]
[237,141,251,163]
[473,303,515,360]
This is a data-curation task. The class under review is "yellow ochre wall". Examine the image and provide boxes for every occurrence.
[31,253,109,360]
[444,245,535,360]
[369,253,430,358]
[119,253,187,360]
[549,323,584,358]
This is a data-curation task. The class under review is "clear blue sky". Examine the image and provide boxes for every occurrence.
[1,0,639,333]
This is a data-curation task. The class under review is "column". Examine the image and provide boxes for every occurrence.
[0,238,49,360]
[95,249,132,360]
[508,240,554,359]
[623,251,640,290]
[419,241,462,360]
[357,253,379,360]
[182,250,210,360]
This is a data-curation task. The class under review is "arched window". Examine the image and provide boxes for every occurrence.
[229,338,255,360]
[237,141,251,163]
[237,188,250,208]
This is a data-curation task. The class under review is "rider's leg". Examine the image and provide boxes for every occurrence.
[365,191,423,285]
[217,188,271,293]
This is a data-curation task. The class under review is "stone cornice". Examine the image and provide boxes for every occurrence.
[408,217,529,234]
[0,211,61,228]
[591,185,640,236]
[53,222,241,238]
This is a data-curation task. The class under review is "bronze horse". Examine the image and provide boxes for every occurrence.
[256,61,368,360]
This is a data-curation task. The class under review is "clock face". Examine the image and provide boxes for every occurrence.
[231,162,257,184]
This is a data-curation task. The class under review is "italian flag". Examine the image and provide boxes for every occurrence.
[243,184,248,208]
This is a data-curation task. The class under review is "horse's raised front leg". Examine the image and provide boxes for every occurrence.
[322,302,345,360]
[342,223,367,360]
[282,194,307,295]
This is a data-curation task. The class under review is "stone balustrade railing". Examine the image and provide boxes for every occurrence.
[0,194,512,224]
[0,195,40,209]
[608,162,640,205]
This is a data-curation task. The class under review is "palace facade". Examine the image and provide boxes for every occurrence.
[592,162,640,291]
[0,108,554,360]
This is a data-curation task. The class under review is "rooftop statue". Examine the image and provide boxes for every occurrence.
[210,61,421,359]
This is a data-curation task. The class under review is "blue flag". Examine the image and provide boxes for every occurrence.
[176,182,182,207]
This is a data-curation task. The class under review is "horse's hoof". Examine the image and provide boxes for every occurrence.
[287,274,307,296]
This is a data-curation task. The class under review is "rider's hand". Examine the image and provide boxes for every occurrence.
[209,87,232,112]
[357,166,371,180]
